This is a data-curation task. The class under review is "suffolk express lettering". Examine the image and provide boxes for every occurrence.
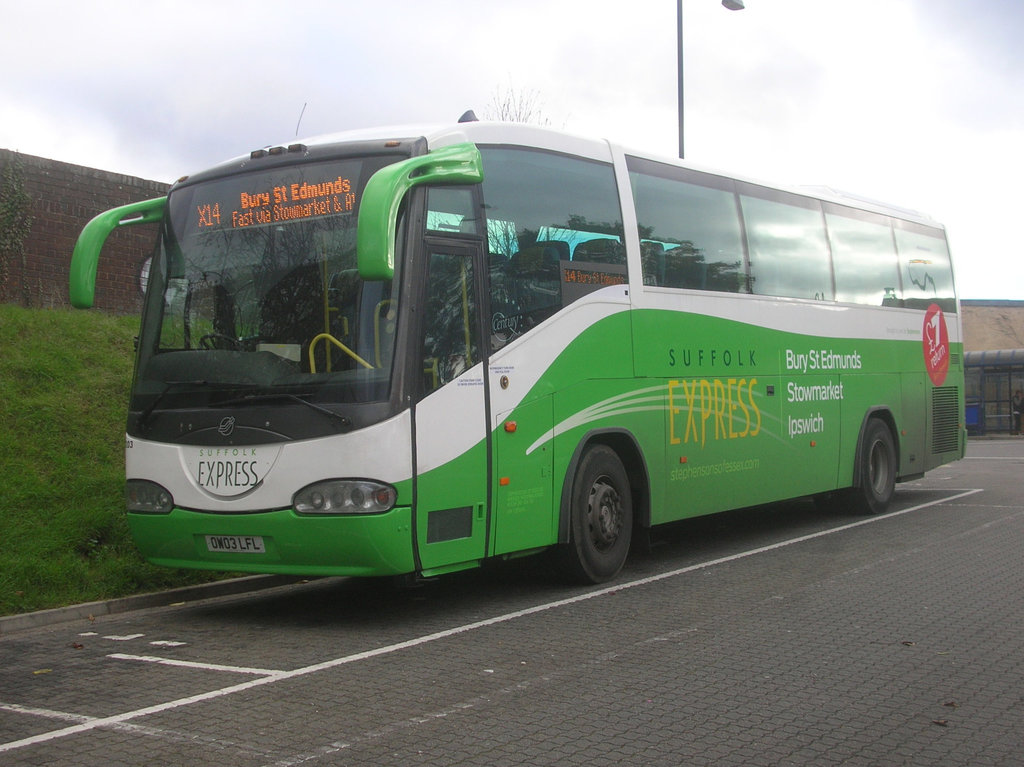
[195,448,260,490]
[668,378,761,447]
[196,460,260,490]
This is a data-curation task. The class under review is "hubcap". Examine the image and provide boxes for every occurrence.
[587,477,622,551]
[868,440,890,494]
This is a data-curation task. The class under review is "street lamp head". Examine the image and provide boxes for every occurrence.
[722,0,745,9]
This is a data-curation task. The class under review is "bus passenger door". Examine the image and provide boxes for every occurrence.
[412,240,491,575]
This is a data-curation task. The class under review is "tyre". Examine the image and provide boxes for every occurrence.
[556,445,633,584]
[844,418,896,515]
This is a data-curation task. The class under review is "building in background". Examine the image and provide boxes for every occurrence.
[961,300,1024,435]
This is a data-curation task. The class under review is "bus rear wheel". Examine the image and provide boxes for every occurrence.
[557,445,633,584]
[844,419,896,515]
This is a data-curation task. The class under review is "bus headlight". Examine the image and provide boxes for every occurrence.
[293,480,397,515]
[126,480,174,513]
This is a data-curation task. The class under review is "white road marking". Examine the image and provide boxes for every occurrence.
[108,653,284,676]
[0,703,91,724]
[0,488,984,755]
[0,702,276,756]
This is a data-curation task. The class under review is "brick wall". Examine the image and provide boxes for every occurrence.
[0,148,169,313]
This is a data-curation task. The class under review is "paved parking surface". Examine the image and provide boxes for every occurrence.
[1,440,1022,765]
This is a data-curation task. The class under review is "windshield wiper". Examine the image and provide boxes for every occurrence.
[137,380,261,430]
[216,392,354,432]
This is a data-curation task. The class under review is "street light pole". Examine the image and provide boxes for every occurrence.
[677,1,686,159]
[678,0,745,159]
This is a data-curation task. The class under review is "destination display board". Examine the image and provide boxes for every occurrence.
[192,174,357,232]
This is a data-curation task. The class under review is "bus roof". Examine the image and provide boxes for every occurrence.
[194,119,944,230]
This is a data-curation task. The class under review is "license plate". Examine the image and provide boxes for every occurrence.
[205,535,265,554]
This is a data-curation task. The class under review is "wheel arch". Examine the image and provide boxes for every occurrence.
[557,428,651,544]
[851,407,900,488]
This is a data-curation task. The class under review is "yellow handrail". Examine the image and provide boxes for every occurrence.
[308,333,374,372]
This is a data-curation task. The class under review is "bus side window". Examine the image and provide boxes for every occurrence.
[824,204,901,306]
[895,221,956,312]
[740,188,833,301]
[480,147,624,351]
[626,158,745,294]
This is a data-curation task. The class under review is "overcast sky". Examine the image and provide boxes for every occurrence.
[2,0,1021,299]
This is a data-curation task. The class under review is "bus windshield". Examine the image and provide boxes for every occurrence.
[134,155,403,414]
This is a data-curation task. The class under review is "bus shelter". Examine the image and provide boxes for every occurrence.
[964,349,1024,435]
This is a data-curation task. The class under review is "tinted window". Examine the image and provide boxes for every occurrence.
[895,221,956,312]
[480,148,625,349]
[825,205,901,306]
[740,188,832,300]
[627,158,744,292]
[426,187,480,236]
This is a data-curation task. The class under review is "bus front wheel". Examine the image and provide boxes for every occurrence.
[845,419,896,515]
[557,445,633,584]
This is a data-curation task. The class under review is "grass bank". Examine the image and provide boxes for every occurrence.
[0,304,225,616]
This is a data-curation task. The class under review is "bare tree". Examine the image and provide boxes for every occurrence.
[483,83,552,126]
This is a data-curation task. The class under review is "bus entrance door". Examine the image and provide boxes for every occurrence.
[412,241,491,576]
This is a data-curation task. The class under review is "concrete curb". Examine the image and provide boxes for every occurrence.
[0,575,308,636]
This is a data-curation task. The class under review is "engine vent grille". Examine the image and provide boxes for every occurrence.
[931,386,960,454]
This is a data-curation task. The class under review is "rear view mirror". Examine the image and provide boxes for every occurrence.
[70,197,167,308]
[357,142,483,280]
